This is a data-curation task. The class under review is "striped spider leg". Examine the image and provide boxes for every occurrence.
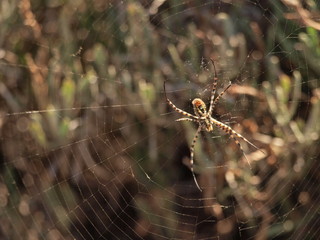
[164,60,261,191]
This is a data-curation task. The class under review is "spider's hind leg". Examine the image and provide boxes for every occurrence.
[189,126,202,191]
[228,133,253,169]
[211,117,264,167]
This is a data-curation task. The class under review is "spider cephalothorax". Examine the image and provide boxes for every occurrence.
[164,59,262,191]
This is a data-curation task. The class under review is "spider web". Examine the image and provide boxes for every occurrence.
[0,0,319,239]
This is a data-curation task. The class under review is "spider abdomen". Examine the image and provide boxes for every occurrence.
[192,98,213,132]
[192,98,207,117]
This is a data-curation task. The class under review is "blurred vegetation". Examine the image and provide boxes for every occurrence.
[0,0,319,239]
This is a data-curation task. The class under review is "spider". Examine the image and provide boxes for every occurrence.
[164,59,261,191]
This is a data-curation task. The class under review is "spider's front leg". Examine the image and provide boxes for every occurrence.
[176,118,198,122]
[163,81,198,120]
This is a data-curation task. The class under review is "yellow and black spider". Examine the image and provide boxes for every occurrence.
[164,59,261,191]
